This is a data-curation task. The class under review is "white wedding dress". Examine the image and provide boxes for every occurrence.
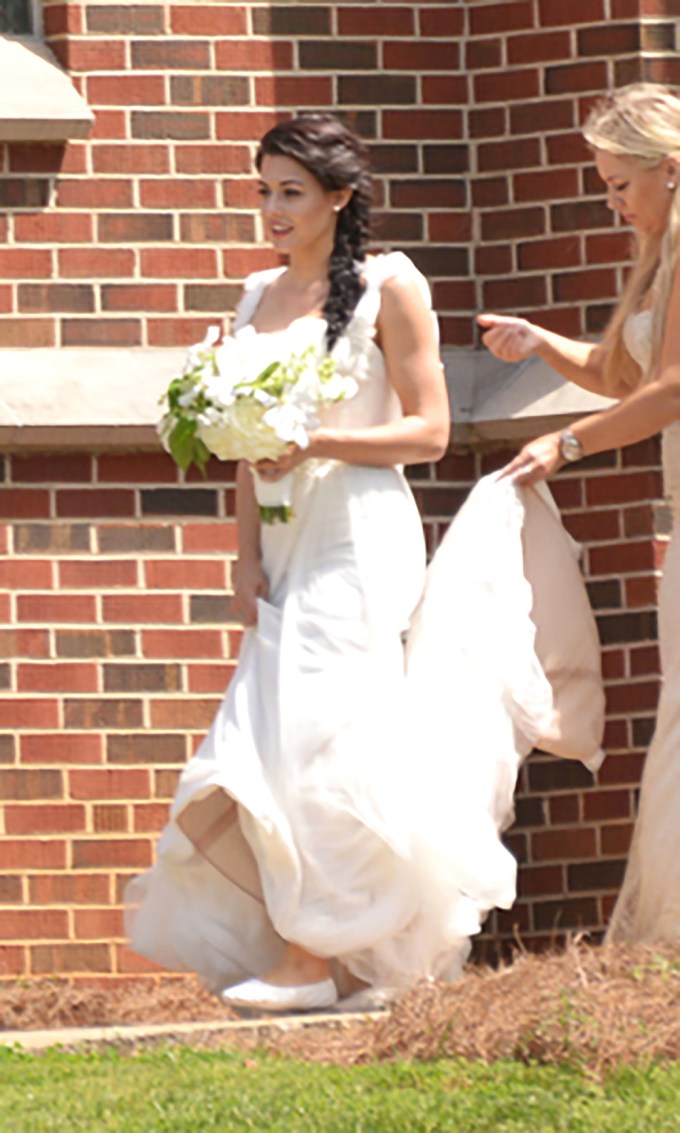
[126,253,604,993]
[607,309,680,942]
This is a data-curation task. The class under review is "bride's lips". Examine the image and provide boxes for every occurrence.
[269,223,293,238]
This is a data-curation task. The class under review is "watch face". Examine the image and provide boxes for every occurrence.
[561,432,582,461]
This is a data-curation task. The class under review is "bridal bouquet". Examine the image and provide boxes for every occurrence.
[158,327,357,522]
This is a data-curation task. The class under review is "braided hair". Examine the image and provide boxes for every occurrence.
[256,113,373,351]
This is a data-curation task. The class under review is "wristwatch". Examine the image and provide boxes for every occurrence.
[559,427,584,463]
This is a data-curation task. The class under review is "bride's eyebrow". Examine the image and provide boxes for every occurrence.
[259,177,305,188]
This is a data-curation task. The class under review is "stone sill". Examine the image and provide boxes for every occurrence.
[0,37,93,142]
[0,345,613,453]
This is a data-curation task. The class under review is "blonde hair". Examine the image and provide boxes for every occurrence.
[582,83,680,392]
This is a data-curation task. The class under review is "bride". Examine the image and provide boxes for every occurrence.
[126,111,602,1012]
[479,83,680,946]
[127,111,450,1011]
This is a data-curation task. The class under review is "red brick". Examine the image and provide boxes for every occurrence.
[86,74,166,106]
[625,576,658,608]
[55,489,136,518]
[606,680,660,714]
[222,247,279,278]
[517,236,581,272]
[20,733,104,765]
[0,319,56,348]
[2,910,69,940]
[0,840,67,869]
[0,946,28,976]
[630,644,660,677]
[116,943,164,974]
[29,873,110,905]
[31,943,113,974]
[600,824,634,855]
[17,663,99,694]
[514,168,579,203]
[186,663,235,694]
[143,559,226,590]
[0,699,60,728]
[588,540,655,575]
[170,5,247,35]
[4,804,87,835]
[57,179,134,209]
[97,454,178,484]
[532,828,598,861]
[72,839,153,869]
[58,560,139,589]
[69,768,151,801]
[175,144,252,175]
[383,42,459,70]
[74,908,124,940]
[507,30,572,64]
[254,76,334,107]
[0,630,50,659]
[601,649,626,679]
[141,248,219,278]
[214,41,292,71]
[337,7,413,34]
[16,595,98,624]
[139,180,217,210]
[554,269,618,302]
[181,523,238,554]
[0,560,53,589]
[148,317,224,347]
[583,790,632,821]
[0,250,52,279]
[101,594,183,624]
[469,1,534,34]
[383,110,462,140]
[59,248,136,278]
[149,698,220,729]
[92,144,171,175]
[215,110,284,141]
[55,38,127,72]
[474,69,540,104]
[419,6,464,35]
[133,802,170,833]
[43,2,84,35]
[539,0,605,24]
[14,213,93,244]
[422,77,468,106]
[11,453,92,482]
[586,472,663,507]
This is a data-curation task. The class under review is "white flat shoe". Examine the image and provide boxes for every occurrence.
[220,977,338,1012]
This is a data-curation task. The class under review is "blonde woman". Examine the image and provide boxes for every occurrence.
[479,82,680,943]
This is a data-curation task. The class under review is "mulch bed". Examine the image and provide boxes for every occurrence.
[2,940,680,1074]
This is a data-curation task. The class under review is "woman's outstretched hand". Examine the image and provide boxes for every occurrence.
[499,432,564,485]
[477,313,544,362]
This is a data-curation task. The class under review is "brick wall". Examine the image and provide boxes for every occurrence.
[0,2,677,979]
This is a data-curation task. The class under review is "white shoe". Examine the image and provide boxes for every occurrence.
[220,977,338,1012]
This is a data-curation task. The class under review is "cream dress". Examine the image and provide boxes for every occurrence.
[126,252,604,993]
[607,310,680,942]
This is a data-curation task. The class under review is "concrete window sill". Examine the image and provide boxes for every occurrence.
[0,36,93,142]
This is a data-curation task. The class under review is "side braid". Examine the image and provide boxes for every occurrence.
[324,191,371,351]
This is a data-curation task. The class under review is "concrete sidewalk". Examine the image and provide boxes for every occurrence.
[0,1009,379,1053]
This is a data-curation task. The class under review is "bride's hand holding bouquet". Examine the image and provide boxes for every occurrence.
[158,325,357,523]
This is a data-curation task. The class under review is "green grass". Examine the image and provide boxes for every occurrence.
[1,1047,680,1132]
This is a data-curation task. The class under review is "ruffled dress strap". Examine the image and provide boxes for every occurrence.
[232,267,286,332]
[355,251,438,341]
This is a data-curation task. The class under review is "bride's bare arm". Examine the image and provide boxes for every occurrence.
[476,313,629,399]
[231,461,269,625]
[257,275,449,478]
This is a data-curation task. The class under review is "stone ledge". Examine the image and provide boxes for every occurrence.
[0,37,93,142]
[0,345,614,452]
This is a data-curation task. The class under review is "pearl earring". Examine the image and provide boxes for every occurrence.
[667,180,677,191]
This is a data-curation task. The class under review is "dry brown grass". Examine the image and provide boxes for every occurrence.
[2,940,680,1076]
[271,939,680,1074]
